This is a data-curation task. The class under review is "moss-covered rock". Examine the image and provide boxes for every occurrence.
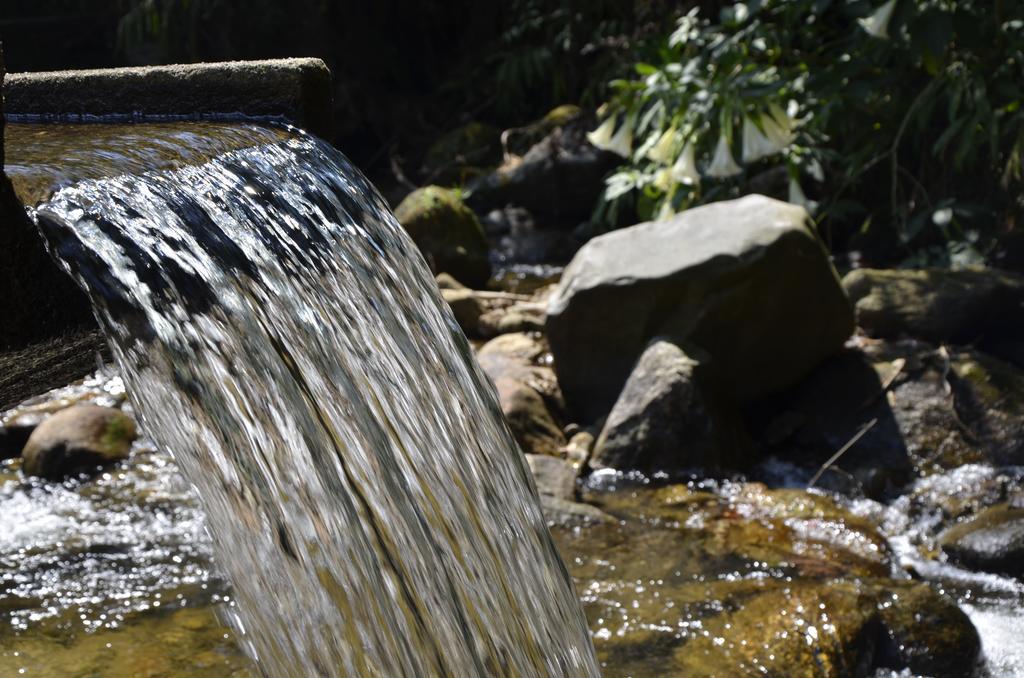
[421,121,503,184]
[843,267,1024,343]
[21,404,137,480]
[394,186,490,287]
[673,583,881,677]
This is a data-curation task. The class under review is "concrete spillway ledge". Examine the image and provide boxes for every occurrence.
[0,57,335,409]
[4,58,334,139]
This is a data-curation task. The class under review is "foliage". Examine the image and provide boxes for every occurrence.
[592,0,1024,265]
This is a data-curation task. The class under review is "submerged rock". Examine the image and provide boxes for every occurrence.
[592,340,747,474]
[674,583,881,677]
[539,495,615,527]
[394,186,490,287]
[843,267,1024,343]
[476,333,565,456]
[547,195,854,422]
[21,404,137,480]
[875,582,982,678]
[939,503,1024,577]
[748,348,913,498]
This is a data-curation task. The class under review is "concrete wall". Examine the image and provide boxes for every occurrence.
[0,57,335,408]
[5,58,334,139]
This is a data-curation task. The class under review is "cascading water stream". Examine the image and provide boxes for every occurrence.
[19,122,599,676]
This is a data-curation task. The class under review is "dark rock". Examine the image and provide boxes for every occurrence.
[21,404,137,480]
[503,104,582,157]
[939,503,1024,577]
[547,195,854,422]
[875,582,982,678]
[592,339,748,473]
[747,349,913,498]
[476,333,565,456]
[843,267,1024,343]
[421,121,502,185]
[0,417,37,459]
[466,116,618,221]
[393,186,490,287]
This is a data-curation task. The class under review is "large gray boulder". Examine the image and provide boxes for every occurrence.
[546,195,854,422]
[592,340,746,473]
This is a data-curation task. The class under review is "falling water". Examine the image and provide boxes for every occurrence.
[20,122,599,676]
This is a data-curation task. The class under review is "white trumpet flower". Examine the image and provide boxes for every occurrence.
[859,0,897,39]
[742,116,778,163]
[763,103,797,147]
[652,168,675,192]
[588,115,633,157]
[671,142,700,185]
[646,125,678,164]
[707,134,742,178]
[586,116,617,150]
[605,117,635,158]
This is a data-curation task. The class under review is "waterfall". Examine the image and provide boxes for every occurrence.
[24,123,599,676]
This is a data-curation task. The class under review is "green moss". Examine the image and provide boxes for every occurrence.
[99,412,138,459]
[393,186,490,287]
[673,582,879,677]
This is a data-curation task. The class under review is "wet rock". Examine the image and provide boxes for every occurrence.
[758,340,1024,495]
[539,495,614,527]
[547,195,854,422]
[476,333,565,456]
[592,340,747,474]
[748,349,913,498]
[874,582,982,678]
[394,186,490,287]
[843,267,1024,343]
[467,116,618,221]
[21,404,137,480]
[593,482,893,579]
[526,454,577,500]
[939,503,1024,577]
[421,121,502,185]
[673,583,881,677]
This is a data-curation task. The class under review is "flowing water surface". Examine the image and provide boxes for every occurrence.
[2,121,1023,677]
[3,122,599,676]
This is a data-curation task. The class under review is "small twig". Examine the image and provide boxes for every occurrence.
[808,418,879,489]
[858,357,906,410]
